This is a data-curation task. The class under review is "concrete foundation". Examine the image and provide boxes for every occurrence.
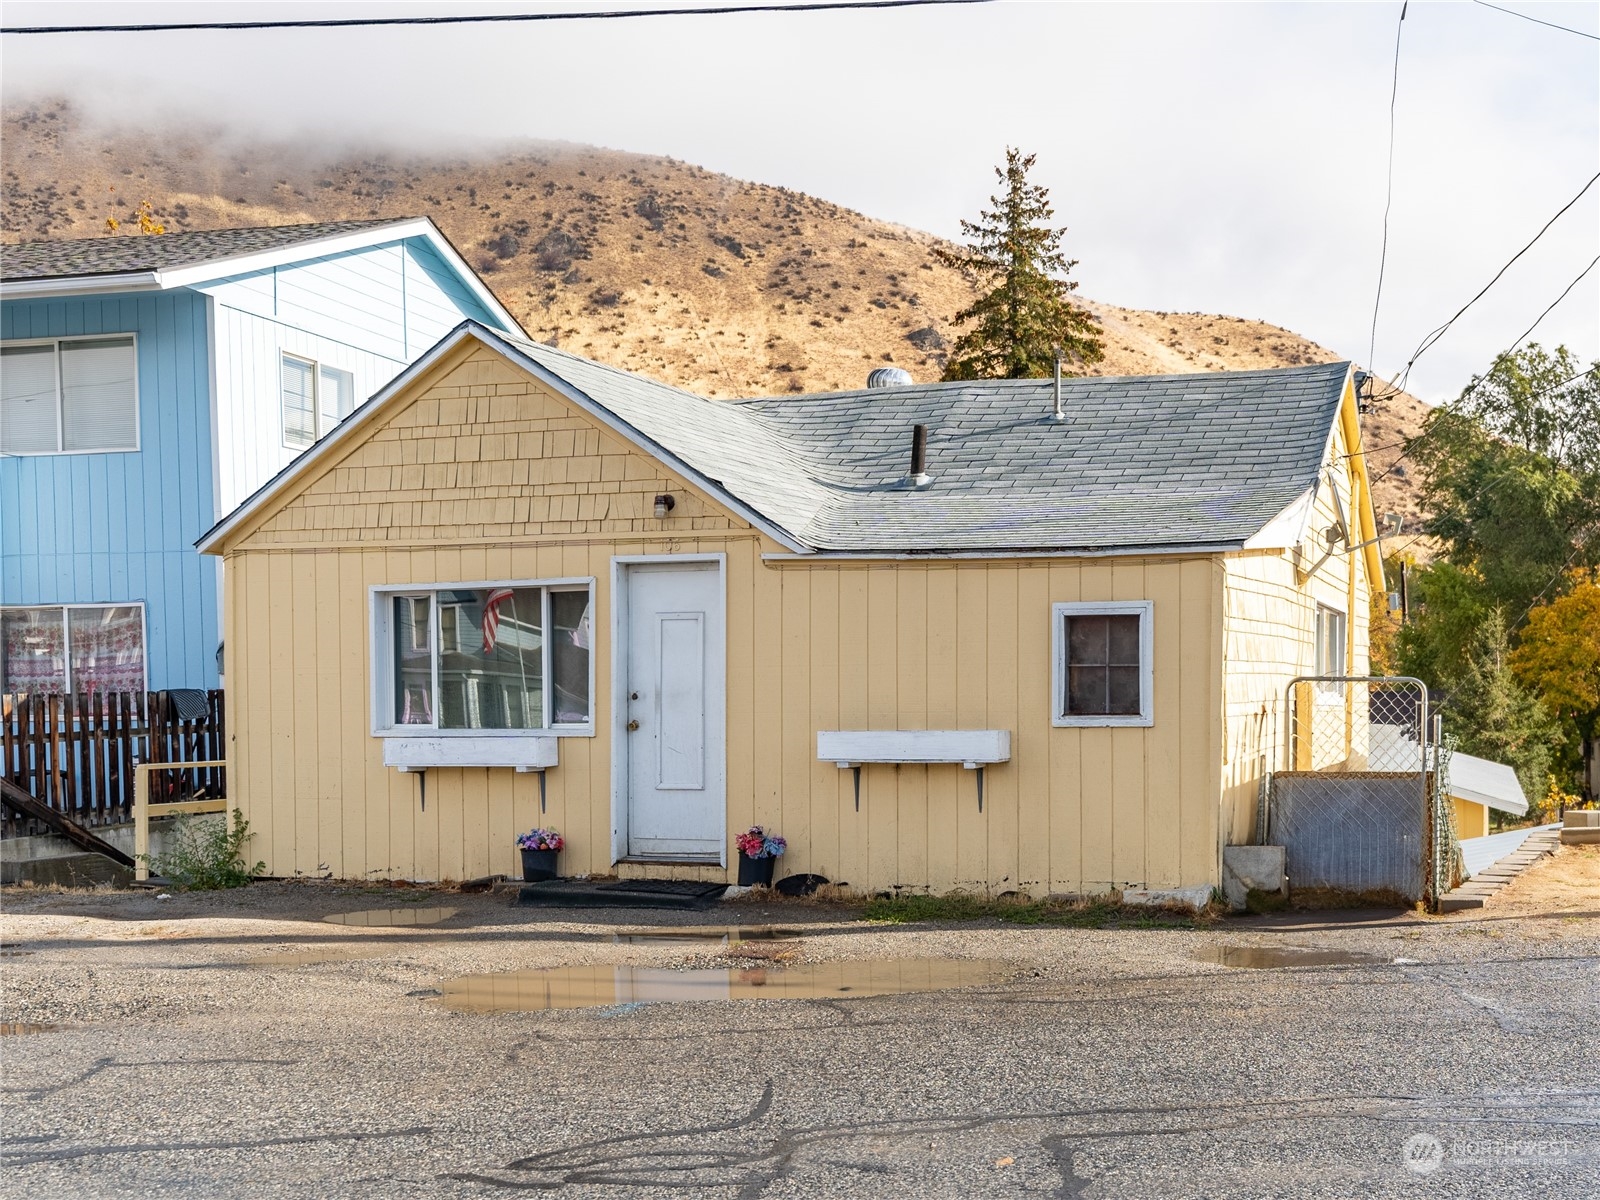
[1561,810,1600,845]
[1222,845,1288,912]
[1,814,225,885]
[1120,884,1215,913]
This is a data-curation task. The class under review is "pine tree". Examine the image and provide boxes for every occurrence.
[1450,609,1554,801]
[936,148,1103,381]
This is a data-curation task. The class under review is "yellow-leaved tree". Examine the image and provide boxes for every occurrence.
[1511,580,1600,804]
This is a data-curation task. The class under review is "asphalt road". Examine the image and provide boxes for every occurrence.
[2,878,1596,1199]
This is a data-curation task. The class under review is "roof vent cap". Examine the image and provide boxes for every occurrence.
[867,366,913,389]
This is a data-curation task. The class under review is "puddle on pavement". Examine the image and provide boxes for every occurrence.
[1195,945,1386,969]
[322,906,458,928]
[435,957,1011,1012]
[611,926,808,945]
[1,1022,71,1036]
[241,946,388,967]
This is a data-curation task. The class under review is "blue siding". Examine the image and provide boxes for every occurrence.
[1,291,219,691]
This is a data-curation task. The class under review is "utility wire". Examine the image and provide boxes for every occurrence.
[1,0,990,35]
[1368,2,1407,373]
[1505,254,1600,352]
[1390,170,1600,394]
[1471,0,1600,41]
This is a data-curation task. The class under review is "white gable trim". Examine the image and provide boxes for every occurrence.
[3,220,522,334]
[198,323,809,555]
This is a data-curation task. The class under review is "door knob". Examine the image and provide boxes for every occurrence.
[626,719,640,732]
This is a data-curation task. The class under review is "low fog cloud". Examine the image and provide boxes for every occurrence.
[3,0,1594,401]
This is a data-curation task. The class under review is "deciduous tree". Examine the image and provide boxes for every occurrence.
[1511,581,1600,802]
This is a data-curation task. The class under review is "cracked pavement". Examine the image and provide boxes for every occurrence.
[2,858,1597,1198]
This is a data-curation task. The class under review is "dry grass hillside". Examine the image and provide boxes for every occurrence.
[2,99,1428,524]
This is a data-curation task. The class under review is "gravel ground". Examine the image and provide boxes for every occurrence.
[2,850,1597,1199]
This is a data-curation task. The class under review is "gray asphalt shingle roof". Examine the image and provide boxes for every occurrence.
[499,331,1350,554]
[1,219,418,281]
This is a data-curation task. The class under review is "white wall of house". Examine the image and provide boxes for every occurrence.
[200,237,502,518]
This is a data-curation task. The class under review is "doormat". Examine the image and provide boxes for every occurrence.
[514,878,728,910]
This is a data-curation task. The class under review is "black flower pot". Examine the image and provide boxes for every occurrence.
[520,848,559,882]
[738,855,776,887]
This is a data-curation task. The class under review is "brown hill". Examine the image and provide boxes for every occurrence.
[2,99,1428,526]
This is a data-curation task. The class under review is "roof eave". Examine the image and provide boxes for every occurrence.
[0,272,162,299]
[762,542,1246,561]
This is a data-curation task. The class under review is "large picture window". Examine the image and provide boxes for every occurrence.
[1,605,147,696]
[1,336,138,454]
[377,583,592,732]
[281,353,355,450]
[1051,601,1154,727]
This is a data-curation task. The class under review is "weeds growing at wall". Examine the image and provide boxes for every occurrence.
[141,809,264,890]
[864,893,1213,929]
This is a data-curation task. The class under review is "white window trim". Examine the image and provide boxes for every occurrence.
[280,351,354,451]
[1,333,140,456]
[1314,602,1348,706]
[368,577,596,737]
[1051,600,1154,728]
[0,602,149,695]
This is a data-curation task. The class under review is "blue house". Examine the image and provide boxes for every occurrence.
[1,219,523,696]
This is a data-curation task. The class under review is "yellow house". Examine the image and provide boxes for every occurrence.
[199,323,1385,896]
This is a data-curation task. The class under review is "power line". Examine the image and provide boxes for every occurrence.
[1,0,990,35]
[1471,0,1600,41]
[1505,254,1600,351]
[1368,2,1407,373]
[1389,170,1600,394]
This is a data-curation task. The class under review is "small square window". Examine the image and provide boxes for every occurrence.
[1052,602,1153,727]
[282,353,356,450]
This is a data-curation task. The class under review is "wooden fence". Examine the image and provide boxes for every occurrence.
[0,691,226,838]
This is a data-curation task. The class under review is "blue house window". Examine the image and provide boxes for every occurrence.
[281,353,354,450]
[0,336,138,455]
[1,604,147,697]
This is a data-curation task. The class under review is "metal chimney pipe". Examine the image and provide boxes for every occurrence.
[908,423,931,487]
[1052,352,1066,421]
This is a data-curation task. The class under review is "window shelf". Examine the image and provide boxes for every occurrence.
[382,735,559,773]
[816,730,1010,812]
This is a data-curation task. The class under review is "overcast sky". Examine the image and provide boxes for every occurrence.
[3,0,1596,403]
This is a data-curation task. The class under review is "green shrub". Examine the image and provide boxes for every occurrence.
[141,808,264,890]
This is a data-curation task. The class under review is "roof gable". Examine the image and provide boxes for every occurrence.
[203,322,1356,557]
[0,219,522,334]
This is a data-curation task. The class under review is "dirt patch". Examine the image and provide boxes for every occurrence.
[1472,844,1600,918]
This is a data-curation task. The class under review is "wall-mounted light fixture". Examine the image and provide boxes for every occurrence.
[653,494,676,519]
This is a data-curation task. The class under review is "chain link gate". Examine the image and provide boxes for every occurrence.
[1266,676,1458,907]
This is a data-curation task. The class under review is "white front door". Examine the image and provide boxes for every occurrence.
[620,560,725,860]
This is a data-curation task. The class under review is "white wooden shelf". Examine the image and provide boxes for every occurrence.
[382,736,559,773]
[815,730,1010,811]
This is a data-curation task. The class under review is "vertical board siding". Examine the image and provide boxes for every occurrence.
[0,292,219,690]
[201,234,511,517]
[220,344,1234,893]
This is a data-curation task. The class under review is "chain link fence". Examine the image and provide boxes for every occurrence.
[1267,676,1457,907]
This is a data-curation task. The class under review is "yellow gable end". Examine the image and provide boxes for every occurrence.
[235,345,751,549]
